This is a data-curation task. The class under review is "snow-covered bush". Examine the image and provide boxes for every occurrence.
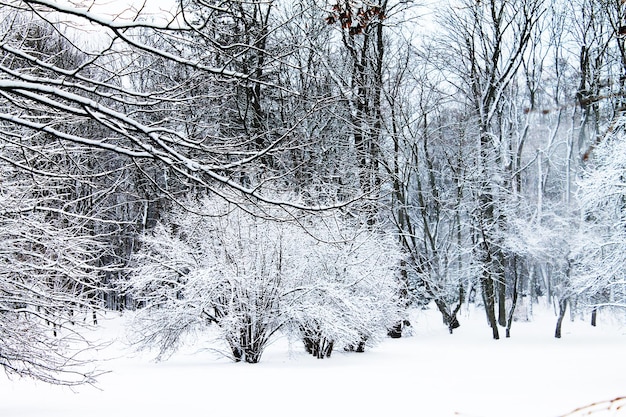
[128,198,286,363]
[283,221,404,357]
[127,195,404,362]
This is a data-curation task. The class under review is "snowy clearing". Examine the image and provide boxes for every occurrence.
[1,304,625,417]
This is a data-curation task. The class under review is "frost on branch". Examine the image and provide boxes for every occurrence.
[127,194,404,363]
[283,222,404,358]
[572,118,626,310]
[0,173,104,385]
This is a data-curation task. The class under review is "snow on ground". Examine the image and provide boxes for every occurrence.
[1,303,626,417]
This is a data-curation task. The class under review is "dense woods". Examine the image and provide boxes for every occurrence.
[1,0,626,383]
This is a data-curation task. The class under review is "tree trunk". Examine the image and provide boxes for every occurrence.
[555,298,568,338]
[591,307,597,327]
[505,256,519,338]
[302,326,334,359]
[497,276,507,327]
[433,297,461,334]
[481,269,500,340]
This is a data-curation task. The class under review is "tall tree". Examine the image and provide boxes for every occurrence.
[434,0,544,338]
[324,0,390,224]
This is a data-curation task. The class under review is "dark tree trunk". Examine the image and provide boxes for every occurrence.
[388,319,411,338]
[591,307,597,327]
[355,339,366,353]
[481,270,500,340]
[497,277,507,327]
[231,345,243,362]
[449,284,464,333]
[433,298,461,334]
[387,322,403,338]
[346,335,368,353]
[505,255,519,338]
[555,298,568,338]
[302,326,334,359]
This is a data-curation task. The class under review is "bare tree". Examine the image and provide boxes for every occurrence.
[432,0,545,339]
[382,41,473,333]
[0,0,356,210]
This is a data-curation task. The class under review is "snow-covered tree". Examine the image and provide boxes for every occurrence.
[283,219,404,357]
[573,118,626,314]
[503,214,576,337]
[127,196,286,363]
[0,1,361,211]
[126,194,404,362]
[0,168,104,384]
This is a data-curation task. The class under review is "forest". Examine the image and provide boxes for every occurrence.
[1,0,626,386]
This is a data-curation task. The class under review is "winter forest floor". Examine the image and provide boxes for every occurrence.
[1,302,626,417]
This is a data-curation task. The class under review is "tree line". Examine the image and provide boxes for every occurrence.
[1,0,625,383]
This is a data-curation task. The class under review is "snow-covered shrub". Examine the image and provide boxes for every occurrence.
[127,195,405,362]
[282,217,404,357]
[128,197,287,363]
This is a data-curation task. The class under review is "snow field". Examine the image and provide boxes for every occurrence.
[1,304,625,417]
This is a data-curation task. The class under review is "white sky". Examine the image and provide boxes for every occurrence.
[69,0,175,19]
